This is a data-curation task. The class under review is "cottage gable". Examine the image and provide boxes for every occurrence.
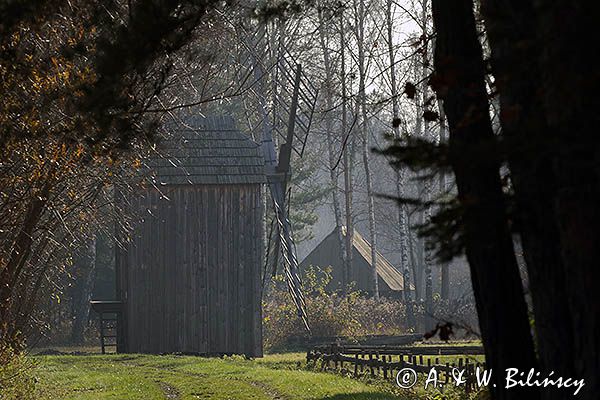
[299,227,410,295]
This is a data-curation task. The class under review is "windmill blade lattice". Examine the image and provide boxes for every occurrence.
[237,23,319,156]
[234,19,315,332]
[272,197,309,331]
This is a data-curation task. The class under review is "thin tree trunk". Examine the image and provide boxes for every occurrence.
[362,122,379,300]
[355,0,379,300]
[418,0,434,330]
[340,11,354,296]
[318,9,347,280]
[386,0,413,306]
[252,21,280,276]
[71,236,97,344]
[0,178,51,348]
[437,100,450,301]
[431,1,539,399]
[411,59,424,302]
[410,210,422,302]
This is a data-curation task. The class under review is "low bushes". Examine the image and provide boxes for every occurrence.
[263,267,407,351]
[0,345,38,400]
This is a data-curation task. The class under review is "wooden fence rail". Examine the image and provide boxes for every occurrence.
[285,333,424,349]
[307,344,486,395]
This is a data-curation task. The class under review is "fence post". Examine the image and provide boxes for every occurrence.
[465,363,472,396]
[382,354,388,379]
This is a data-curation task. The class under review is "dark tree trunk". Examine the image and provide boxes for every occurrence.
[438,102,450,301]
[0,180,51,349]
[430,1,538,399]
[70,236,97,344]
[480,2,575,399]
[534,2,600,398]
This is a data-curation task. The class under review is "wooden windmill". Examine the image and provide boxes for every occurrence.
[242,21,319,331]
[94,16,318,355]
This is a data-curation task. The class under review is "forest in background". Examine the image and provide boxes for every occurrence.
[9,0,475,348]
[1,1,599,400]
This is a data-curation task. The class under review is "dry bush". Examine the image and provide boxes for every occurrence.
[262,267,407,351]
[0,345,37,399]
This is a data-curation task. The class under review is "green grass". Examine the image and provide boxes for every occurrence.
[33,352,409,400]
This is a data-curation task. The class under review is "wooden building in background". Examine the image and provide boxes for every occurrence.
[299,227,410,298]
[115,115,264,356]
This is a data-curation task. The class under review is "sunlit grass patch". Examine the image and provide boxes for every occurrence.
[34,353,405,399]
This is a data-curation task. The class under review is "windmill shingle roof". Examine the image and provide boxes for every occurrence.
[143,115,266,185]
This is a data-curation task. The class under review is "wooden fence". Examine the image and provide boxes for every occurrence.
[285,333,423,349]
[307,344,486,395]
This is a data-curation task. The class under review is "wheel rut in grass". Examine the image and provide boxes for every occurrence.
[250,380,288,400]
[157,381,181,399]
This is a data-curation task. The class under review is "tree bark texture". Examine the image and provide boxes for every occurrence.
[431,1,539,398]
[355,0,379,300]
[70,236,97,344]
[533,2,600,397]
[480,2,576,399]
[319,9,347,276]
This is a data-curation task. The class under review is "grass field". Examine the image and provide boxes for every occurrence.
[33,352,409,400]
[29,342,487,400]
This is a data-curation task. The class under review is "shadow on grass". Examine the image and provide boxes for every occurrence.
[320,392,405,400]
[29,346,106,356]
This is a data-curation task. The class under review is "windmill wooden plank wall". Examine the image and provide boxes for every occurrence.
[116,115,264,357]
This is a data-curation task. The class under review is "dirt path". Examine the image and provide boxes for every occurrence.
[36,353,403,399]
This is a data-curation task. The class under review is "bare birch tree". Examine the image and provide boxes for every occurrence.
[318,6,348,284]
[354,0,379,300]
[385,0,413,305]
[340,9,355,296]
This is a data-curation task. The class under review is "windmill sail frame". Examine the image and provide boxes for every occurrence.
[245,20,315,332]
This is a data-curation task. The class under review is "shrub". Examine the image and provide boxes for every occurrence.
[263,267,407,351]
[0,345,38,400]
